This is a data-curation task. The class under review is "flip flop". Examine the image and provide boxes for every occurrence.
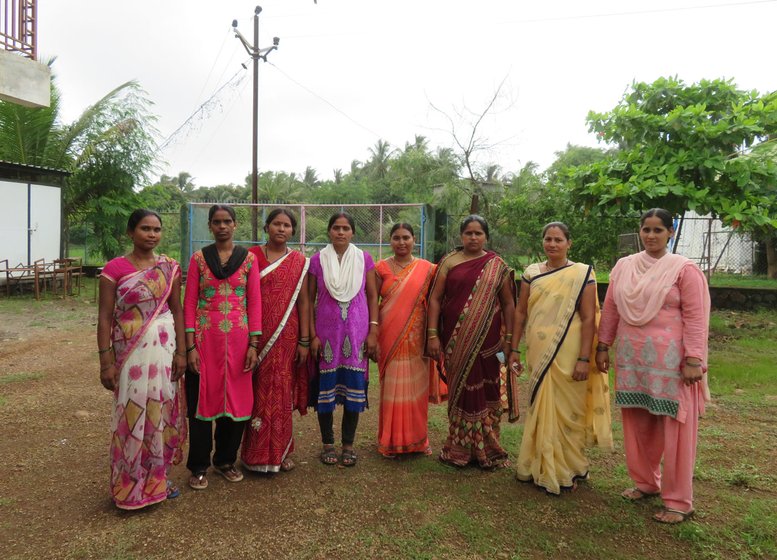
[214,464,244,483]
[188,472,208,491]
[166,480,180,500]
[622,487,660,501]
[280,458,296,472]
[653,508,695,524]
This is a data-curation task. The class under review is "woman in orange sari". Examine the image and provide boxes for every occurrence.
[375,223,437,457]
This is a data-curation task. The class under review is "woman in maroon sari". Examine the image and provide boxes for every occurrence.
[242,209,310,473]
[426,215,516,469]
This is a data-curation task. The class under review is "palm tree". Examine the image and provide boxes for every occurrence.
[0,69,158,258]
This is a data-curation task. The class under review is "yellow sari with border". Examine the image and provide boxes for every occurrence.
[516,262,613,494]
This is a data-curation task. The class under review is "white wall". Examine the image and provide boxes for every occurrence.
[0,180,61,266]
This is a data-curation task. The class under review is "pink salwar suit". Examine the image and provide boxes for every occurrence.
[599,251,710,512]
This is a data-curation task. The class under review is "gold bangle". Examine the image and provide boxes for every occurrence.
[427,335,439,340]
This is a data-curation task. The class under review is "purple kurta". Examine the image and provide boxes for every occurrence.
[309,250,374,412]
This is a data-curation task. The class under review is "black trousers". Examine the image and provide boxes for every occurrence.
[185,372,247,474]
[317,409,360,446]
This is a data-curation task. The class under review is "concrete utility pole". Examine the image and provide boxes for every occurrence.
[232,6,279,242]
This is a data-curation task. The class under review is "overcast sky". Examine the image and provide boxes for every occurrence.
[40,0,777,188]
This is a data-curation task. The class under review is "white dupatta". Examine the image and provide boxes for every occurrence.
[319,243,364,302]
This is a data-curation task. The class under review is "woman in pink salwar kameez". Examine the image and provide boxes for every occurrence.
[97,209,187,510]
[184,205,262,490]
[597,208,710,524]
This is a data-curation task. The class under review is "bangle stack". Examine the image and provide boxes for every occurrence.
[596,344,609,352]
[427,328,438,340]
[577,357,590,363]
[298,336,311,348]
[97,345,113,355]
[504,333,513,342]
[186,344,197,354]
[248,342,260,350]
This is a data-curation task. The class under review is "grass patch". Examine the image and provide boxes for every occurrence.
[0,372,44,385]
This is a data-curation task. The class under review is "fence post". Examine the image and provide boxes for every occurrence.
[300,204,307,253]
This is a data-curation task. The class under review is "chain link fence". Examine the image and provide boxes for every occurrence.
[66,205,765,277]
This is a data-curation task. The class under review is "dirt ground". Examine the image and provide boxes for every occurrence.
[0,298,775,560]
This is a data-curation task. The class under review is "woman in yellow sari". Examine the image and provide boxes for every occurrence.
[375,223,436,457]
[509,222,612,493]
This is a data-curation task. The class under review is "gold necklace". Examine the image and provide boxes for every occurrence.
[545,259,569,271]
[390,256,414,274]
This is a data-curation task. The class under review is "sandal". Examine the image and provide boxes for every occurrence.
[280,458,296,472]
[214,464,244,483]
[320,446,338,466]
[653,508,695,524]
[188,472,208,490]
[341,448,358,467]
[166,480,180,499]
[622,487,660,501]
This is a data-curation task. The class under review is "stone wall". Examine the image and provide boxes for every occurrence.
[595,283,777,311]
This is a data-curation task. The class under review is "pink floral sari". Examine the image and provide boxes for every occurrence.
[109,256,186,510]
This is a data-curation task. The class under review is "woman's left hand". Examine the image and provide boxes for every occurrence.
[366,332,378,361]
[681,363,703,385]
[244,346,258,372]
[572,360,589,381]
[172,353,187,381]
[296,344,309,366]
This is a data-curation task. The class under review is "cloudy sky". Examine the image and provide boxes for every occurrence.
[40,0,777,188]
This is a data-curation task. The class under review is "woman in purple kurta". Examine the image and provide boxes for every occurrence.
[309,213,379,467]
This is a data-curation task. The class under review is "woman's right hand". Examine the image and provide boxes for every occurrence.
[310,336,321,361]
[187,348,200,374]
[100,364,118,391]
[595,350,609,373]
[426,337,441,360]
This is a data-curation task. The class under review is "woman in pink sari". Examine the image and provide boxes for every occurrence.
[242,209,310,473]
[597,208,710,524]
[97,209,187,510]
[184,205,261,490]
[427,215,516,469]
[375,223,436,458]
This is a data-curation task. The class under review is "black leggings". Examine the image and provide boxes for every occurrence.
[317,409,360,446]
[185,372,247,474]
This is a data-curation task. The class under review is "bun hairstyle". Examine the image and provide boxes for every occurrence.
[264,208,298,235]
[542,221,570,240]
[460,214,489,240]
[640,208,674,229]
[208,204,237,223]
[328,212,356,235]
[127,209,162,232]
[390,222,415,237]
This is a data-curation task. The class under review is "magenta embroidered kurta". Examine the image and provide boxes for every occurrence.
[184,250,262,420]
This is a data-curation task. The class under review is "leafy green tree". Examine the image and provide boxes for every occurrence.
[0,71,157,260]
[571,77,777,276]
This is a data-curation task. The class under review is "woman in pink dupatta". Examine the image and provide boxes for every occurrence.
[375,223,437,457]
[427,215,516,469]
[97,209,187,510]
[242,209,310,473]
[597,208,710,524]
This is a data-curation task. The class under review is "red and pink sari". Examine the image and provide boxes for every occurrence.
[434,250,513,468]
[376,258,436,456]
[241,249,309,472]
[105,255,186,510]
